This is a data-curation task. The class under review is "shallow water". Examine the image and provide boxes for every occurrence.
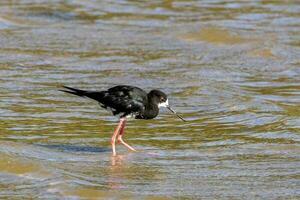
[0,0,300,199]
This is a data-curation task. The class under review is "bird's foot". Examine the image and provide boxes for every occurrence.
[117,138,136,152]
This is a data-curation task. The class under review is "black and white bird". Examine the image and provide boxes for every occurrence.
[60,85,185,156]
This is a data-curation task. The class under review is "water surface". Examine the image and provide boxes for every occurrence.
[0,0,299,199]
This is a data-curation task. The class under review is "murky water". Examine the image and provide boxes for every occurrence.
[0,0,299,199]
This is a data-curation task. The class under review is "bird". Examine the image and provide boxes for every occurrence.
[60,85,186,156]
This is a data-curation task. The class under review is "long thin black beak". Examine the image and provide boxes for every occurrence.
[167,106,186,122]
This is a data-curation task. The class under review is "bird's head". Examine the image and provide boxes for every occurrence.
[148,90,186,122]
[148,90,168,107]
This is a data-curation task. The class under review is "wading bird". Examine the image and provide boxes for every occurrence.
[61,85,185,156]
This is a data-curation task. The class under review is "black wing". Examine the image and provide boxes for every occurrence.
[102,85,148,116]
[60,86,103,100]
[61,85,148,117]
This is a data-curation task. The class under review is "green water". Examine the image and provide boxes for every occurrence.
[0,0,299,199]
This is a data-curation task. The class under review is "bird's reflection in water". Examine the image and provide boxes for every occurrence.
[110,154,126,167]
[107,154,129,190]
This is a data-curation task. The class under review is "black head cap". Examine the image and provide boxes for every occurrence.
[148,89,186,122]
[148,90,168,106]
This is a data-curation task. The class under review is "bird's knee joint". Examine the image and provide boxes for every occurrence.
[117,137,122,143]
[111,138,116,144]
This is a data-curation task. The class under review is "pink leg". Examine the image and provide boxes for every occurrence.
[117,119,137,152]
[111,118,125,156]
